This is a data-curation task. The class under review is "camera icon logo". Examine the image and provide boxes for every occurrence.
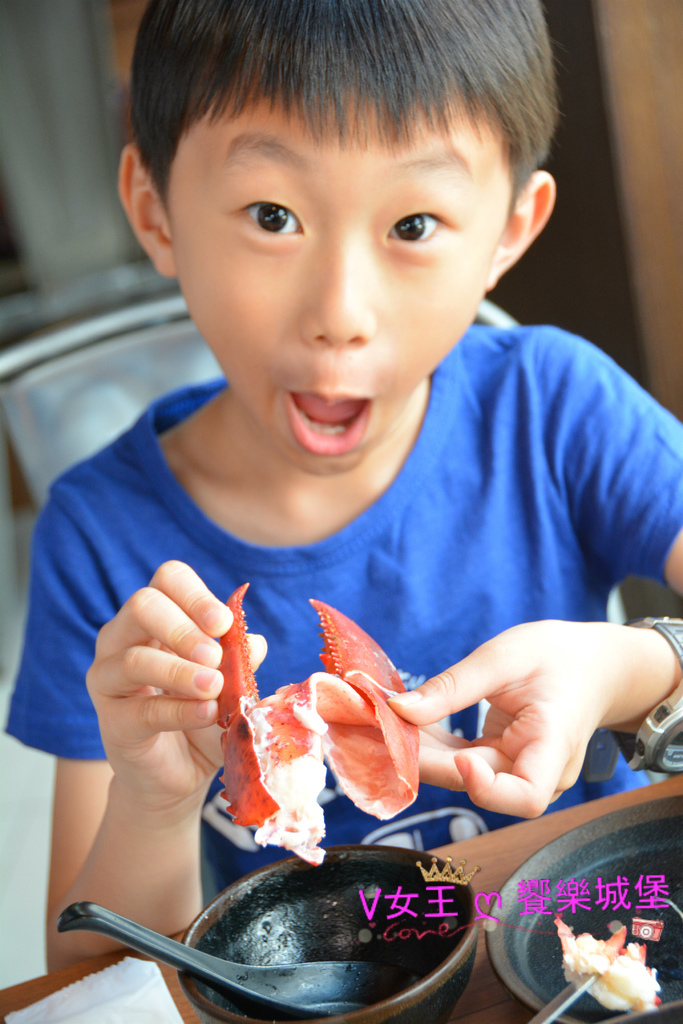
[631,917,664,941]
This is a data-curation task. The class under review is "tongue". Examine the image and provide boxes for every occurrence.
[292,393,367,425]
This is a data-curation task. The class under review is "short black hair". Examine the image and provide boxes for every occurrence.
[130,0,558,200]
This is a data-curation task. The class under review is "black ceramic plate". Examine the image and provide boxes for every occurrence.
[486,794,683,1022]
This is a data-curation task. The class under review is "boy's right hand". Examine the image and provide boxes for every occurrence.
[86,561,266,813]
[388,619,680,819]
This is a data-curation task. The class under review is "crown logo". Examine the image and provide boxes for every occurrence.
[415,856,480,885]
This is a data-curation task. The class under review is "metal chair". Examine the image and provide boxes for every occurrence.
[0,292,221,667]
[0,292,222,505]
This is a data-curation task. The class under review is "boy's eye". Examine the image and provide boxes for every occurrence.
[247,202,300,234]
[391,214,438,242]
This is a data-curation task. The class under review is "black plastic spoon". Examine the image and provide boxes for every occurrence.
[58,901,418,1020]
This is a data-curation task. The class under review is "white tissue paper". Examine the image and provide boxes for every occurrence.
[6,956,185,1024]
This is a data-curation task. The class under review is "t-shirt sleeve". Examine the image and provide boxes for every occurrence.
[535,328,683,584]
[6,492,117,758]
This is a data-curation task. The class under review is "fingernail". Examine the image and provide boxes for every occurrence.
[195,699,217,720]
[192,642,222,667]
[389,691,423,706]
[194,669,222,692]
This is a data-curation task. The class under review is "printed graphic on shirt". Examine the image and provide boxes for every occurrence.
[397,670,427,690]
[360,806,489,848]
[203,787,489,852]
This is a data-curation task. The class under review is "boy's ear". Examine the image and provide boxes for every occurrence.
[118,144,177,278]
[485,171,556,291]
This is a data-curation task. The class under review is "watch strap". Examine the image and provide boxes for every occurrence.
[613,730,636,761]
[641,618,683,662]
[621,617,683,770]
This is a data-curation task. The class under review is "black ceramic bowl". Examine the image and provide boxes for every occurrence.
[179,845,478,1024]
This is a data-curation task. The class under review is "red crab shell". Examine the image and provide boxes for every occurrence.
[217,584,420,863]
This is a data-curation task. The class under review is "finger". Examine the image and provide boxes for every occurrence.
[148,561,233,635]
[387,626,541,725]
[454,732,569,818]
[94,646,224,700]
[418,724,469,749]
[248,634,268,672]
[452,753,551,818]
[110,692,220,744]
[418,744,466,789]
[98,579,229,667]
[457,743,514,774]
[418,741,513,790]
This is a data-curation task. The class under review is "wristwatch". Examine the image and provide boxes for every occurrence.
[614,617,683,773]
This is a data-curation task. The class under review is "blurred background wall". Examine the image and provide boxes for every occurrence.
[490,0,683,426]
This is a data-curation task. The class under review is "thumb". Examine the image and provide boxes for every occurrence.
[388,664,486,726]
[387,631,525,725]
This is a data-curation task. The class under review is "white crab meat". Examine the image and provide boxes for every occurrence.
[558,922,661,1014]
[249,702,328,865]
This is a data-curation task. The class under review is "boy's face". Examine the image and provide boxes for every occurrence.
[123,103,553,476]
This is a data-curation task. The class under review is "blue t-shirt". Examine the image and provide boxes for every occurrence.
[7,325,683,889]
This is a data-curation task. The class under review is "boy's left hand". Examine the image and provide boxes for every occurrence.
[388,619,680,818]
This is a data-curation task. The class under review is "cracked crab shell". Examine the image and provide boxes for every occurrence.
[217,585,419,862]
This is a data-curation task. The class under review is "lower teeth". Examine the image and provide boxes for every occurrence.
[299,409,349,435]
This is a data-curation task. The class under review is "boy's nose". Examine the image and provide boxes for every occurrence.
[300,247,378,348]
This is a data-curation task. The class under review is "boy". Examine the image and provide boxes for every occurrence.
[7,0,683,970]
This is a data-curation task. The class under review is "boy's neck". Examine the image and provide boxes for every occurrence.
[161,381,429,547]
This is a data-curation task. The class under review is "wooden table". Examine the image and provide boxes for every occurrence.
[1,773,681,1023]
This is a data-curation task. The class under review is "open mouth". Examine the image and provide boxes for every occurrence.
[286,392,371,456]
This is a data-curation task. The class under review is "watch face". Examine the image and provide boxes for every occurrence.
[661,728,683,772]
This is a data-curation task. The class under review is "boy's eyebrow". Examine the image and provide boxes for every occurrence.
[222,132,473,184]
[392,151,473,184]
[223,132,308,171]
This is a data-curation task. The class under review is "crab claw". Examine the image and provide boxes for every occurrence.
[216,583,282,836]
[310,600,419,817]
[217,585,419,864]
[216,583,257,727]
